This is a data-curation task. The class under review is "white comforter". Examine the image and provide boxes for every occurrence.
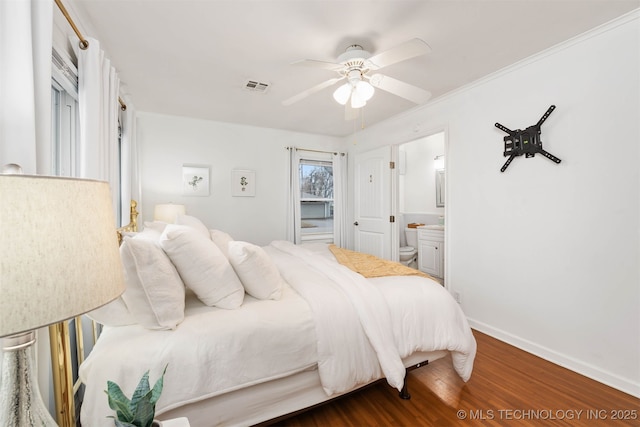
[79,285,318,426]
[267,241,476,393]
[266,241,406,393]
[80,241,476,425]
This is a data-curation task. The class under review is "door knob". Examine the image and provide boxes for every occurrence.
[354,221,359,226]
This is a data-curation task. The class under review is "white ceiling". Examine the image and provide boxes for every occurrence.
[66,0,639,137]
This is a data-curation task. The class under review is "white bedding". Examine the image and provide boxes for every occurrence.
[79,285,317,425]
[266,241,406,394]
[267,241,475,389]
[79,241,476,425]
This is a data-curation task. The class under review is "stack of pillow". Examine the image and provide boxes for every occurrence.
[88,215,285,331]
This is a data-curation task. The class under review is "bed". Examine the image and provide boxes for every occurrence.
[65,210,476,426]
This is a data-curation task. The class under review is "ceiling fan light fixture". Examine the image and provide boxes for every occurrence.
[355,80,375,101]
[350,91,366,109]
[333,83,351,105]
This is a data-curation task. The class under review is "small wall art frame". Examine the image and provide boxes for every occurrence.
[182,165,210,196]
[231,169,255,197]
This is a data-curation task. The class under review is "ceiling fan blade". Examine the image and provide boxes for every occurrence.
[291,59,344,71]
[368,74,432,104]
[282,77,344,106]
[367,38,431,69]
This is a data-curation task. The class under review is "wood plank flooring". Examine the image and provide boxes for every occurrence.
[272,330,640,426]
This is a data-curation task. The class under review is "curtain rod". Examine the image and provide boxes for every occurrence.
[286,147,345,156]
[54,0,127,112]
[54,0,88,50]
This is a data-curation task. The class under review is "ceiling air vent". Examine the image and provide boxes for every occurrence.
[244,80,270,93]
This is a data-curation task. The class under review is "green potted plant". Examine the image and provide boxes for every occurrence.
[105,366,167,427]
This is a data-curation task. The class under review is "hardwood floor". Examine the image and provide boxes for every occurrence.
[272,330,640,426]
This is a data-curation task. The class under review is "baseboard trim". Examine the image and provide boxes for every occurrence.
[467,318,640,399]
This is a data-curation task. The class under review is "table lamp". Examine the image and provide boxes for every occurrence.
[0,174,126,425]
[154,203,186,223]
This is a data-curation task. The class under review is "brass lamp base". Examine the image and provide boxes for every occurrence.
[0,332,57,426]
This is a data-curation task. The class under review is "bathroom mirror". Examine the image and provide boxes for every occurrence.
[435,169,445,207]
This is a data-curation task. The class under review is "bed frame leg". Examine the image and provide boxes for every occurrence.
[398,359,430,400]
[399,376,411,400]
[400,368,411,400]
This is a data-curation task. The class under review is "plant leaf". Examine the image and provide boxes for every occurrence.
[150,365,167,405]
[105,382,133,422]
[129,370,151,412]
[114,420,137,427]
[131,393,156,427]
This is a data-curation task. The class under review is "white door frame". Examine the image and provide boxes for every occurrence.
[393,125,449,284]
[390,145,399,262]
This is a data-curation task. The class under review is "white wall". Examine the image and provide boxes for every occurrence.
[399,132,445,214]
[136,113,342,246]
[348,13,640,397]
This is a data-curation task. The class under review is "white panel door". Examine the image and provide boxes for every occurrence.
[354,146,391,259]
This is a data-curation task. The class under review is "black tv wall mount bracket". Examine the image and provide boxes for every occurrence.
[495,105,561,172]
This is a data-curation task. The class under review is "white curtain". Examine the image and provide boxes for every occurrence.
[75,37,121,220]
[285,147,302,243]
[332,152,348,247]
[0,0,54,413]
[0,0,52,174]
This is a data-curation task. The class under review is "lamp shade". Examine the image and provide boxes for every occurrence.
[0,175,125,337]
[355,81,374,101]
[154,203,186,223]
[350,90,366,109]
[332,83,352,105]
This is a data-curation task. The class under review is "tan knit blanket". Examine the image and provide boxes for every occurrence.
[328,244,432,279]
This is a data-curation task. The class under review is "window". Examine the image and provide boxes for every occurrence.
[299,157,334,241]
[51,48,79,177]
[51,81,78,176]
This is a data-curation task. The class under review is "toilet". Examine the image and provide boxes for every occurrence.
[399,227,418,268]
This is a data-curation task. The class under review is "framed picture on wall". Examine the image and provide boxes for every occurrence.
[182,165,210,196]
[231,169,255,197]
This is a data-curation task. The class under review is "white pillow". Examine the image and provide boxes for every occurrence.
[228,241,284,300]
[129,225,163,243]
[160,225,244,309]
[86,297,135,326]
[120,237,186,330]
[143,221,168,235]
[175,215,210,239]
[210,229,234,258]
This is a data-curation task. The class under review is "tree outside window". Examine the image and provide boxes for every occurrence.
[299,160,333,238]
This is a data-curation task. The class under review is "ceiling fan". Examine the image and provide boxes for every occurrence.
[282,38,432,115]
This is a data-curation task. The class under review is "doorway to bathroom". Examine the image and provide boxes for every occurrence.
[397,131,446,282]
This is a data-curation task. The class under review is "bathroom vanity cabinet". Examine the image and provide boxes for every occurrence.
[417,227,444,279]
